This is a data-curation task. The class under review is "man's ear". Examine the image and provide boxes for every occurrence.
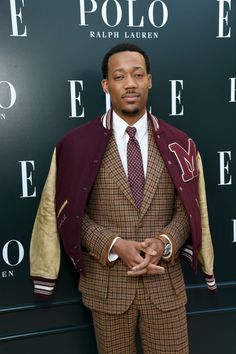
[148,74,152,89]
[101,79,109,93]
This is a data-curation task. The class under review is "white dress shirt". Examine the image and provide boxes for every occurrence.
[112,110,148,177]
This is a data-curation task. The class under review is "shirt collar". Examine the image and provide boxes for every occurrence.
[112,110,148,140]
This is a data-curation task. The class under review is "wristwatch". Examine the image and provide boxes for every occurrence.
[157,235,172,260]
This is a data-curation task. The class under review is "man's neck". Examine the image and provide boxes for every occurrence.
[114,109,146,126]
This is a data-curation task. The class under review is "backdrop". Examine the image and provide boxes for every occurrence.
[0,1,235,353]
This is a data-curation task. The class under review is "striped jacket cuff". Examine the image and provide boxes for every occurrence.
[204,273,217,292]
[32,277,56,298]
[180,245,217,292]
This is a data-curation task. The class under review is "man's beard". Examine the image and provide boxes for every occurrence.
[121,108,140,116]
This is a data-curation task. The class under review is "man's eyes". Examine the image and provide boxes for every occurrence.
[135,73,144,78]
[114,73,144,80]
[114,75,124,80]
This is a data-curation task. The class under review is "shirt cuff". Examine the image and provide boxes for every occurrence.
[108,236,121,262]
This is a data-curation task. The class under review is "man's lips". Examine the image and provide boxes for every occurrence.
[121,93,140,101]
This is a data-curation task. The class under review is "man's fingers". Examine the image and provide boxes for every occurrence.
[140,239,151,248]
[127,264,165,276]
[139,241,157,256]
[131,257,151,271]
[127,268,147,276]
[144,247,157,256]
[146,264,165,275]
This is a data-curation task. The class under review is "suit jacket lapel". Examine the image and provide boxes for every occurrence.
[104,134,137,208]
[140,123,165,218]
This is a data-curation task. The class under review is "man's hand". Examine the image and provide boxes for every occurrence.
[111,238,157,270]
[127,238,165,276]
[111,237,165,276]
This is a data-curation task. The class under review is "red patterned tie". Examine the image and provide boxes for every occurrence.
[126,126,145,208]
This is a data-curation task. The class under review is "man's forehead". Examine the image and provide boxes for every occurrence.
[113,65,145,73]
[108,51,146,72]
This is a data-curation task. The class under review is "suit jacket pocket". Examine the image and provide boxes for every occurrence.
[79,252,109,300]
[167,260,187,297]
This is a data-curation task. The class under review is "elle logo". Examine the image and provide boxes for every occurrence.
[217,0,232,38]
[9,0,27,37]
[19,160,37,198]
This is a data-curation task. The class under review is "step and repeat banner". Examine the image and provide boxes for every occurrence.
[0,1,235,353]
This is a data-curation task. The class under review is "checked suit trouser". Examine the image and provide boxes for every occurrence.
[79,123,190,353]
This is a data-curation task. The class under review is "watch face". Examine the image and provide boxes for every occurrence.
[163,243,171,256]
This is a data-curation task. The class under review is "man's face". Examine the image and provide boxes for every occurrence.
[102,51,152,123]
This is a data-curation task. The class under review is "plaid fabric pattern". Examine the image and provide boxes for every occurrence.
[80,121,190,315]
[92,279,188,354]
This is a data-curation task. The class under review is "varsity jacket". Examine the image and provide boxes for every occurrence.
[30,110,216,297]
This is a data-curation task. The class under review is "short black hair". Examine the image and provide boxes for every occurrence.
[102,43,150,79]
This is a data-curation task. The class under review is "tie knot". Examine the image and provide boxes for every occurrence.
[126,126,137,139]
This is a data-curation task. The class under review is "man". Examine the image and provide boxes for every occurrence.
[30,43,216,354]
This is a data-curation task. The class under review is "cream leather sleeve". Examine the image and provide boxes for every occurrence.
[197,152,215,276]
[30,148,61,280]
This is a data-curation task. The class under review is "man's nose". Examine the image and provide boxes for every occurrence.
[124,75,137,88]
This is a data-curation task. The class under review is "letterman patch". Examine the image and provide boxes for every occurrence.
[169,139,198,182]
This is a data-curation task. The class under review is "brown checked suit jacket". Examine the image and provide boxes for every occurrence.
[79,123,190,314]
